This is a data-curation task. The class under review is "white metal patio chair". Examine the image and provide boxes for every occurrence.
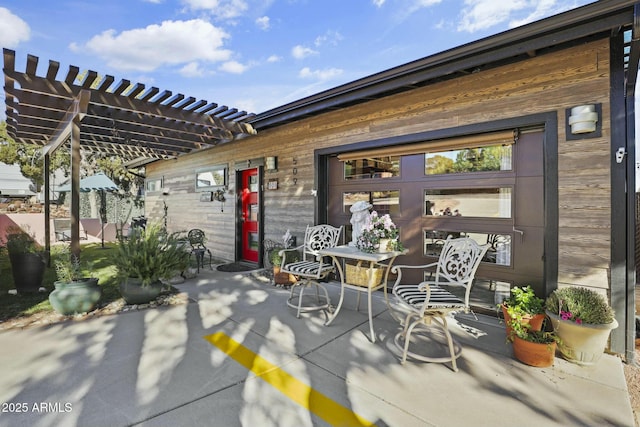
[391,236,490,372]
[280,224,343,319]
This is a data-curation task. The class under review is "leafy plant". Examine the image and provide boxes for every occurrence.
[545,286,614,325]
[54,245,94,282]
[269,247,301,267]
[509,316,560,345]
[111,222,190,287]
[356,210,404,253]
[2,225,44,256]
[501,285,544,317]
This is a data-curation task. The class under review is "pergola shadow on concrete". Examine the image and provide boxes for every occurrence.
[3,48,256,257]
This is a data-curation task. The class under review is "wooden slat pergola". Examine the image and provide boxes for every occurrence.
[2,48,256,257]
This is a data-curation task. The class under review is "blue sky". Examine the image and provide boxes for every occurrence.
[0,0,595,118]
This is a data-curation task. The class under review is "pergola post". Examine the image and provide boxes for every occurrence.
[41,89,91,260]
[70,114,81,259]
[43,153,51,265]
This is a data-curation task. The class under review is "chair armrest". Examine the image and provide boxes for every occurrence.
[278,245,304,268]
[391,262,437,272]
[279,245,304,255]
[391,262,436,282]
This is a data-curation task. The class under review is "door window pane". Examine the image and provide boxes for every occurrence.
[249,232,259,251]
[423,230,511,266]
[343,192,370,213]
[425,188,511,218]
[372,191,400,215]
[425,145,512,175]
[249,204,259,222]
[343,191,400,215]
[344,156,400,180]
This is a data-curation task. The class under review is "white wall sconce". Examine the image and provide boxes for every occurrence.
[566,104,601,139]
[265,156,278,171]
[569,105,598,134]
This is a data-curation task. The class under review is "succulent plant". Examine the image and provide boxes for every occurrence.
[545,286,615,325]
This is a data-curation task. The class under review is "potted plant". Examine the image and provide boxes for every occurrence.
[49,245,102,315]
[2,226,47,293]
[270,230,300,285]
[355,210,404,253]
[509,317,559,367]
[545,286,618,366]
[499,285,545,340]
[112,222,190,304]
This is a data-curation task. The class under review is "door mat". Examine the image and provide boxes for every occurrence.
[216,262,258,272]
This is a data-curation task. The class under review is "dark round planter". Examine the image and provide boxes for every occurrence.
[49,278,102,315]
[9,252,46,293]
[119,278,163,305]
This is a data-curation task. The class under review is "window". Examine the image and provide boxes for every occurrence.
[425,144,512,175]
[344,156,400,180]
[146,177,163,192]
[196,165,227,191]
[343,190,400,215]
[425,188,512,218]
[424,230,511,266]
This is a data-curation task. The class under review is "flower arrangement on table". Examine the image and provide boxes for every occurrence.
[355,211,404,253]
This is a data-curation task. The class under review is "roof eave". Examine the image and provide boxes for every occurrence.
[249,0,638,130]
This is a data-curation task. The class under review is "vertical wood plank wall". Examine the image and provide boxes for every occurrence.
[147,38,612,291]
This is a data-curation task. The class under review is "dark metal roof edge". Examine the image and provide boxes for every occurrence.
[249,0,638,129]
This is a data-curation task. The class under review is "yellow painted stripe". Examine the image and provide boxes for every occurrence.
[205,332,376,427]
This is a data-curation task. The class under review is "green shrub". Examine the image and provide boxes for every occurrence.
[111,222,190,287]
[545,286,614,324]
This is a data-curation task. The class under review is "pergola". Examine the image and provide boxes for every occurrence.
[2,48,256,257]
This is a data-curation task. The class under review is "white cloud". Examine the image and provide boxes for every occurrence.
[179,61,206,77]
[457,0,573,33]
[0,8,30,48]
[314,30,343,47]
[256,16,270,30]
[73,19,231,72]
[299,67,343,81]
[267,54,281,63]
[182,0,249,19]
[291,45,318,59]
[458,0,526,32]
[372,0,386,6]
[220,60,248,73]
[389,0,443,25]
[509,0,572,28]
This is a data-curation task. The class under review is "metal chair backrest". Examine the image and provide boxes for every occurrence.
[188,229,207,250]
[302,224,343,261]
[433,237,490,303]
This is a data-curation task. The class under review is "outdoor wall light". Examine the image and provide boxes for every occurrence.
[568,104,598,134]
[265,156,278,171]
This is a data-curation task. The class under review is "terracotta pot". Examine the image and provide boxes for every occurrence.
[275,271,296,285]
[501,303,545,339]
[512,335,556,367]
[546,310,618,366]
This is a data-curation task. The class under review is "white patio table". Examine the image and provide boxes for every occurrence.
[319,245,408,342]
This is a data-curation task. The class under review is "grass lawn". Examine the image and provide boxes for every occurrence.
[0,243,124,322]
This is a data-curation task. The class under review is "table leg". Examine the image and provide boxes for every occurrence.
[367,280,376,342]
[325,256,345,326]
[366,261,377,342]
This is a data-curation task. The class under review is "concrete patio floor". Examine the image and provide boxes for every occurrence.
[0,267,634,427]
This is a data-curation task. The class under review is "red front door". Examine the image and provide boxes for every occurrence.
[240,168,259,262]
